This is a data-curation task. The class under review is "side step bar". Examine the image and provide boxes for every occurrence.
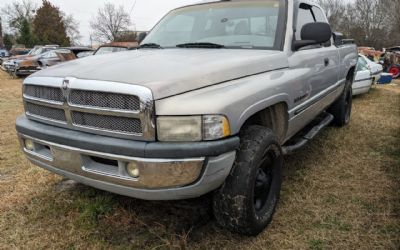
[282,113,334,155]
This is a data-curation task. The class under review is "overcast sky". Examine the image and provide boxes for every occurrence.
[1,0,201,45]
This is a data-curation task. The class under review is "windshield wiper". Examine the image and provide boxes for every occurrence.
[176,42,225,48]
[138,43,163,49]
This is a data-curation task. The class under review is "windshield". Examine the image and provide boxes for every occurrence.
[28,47,41,56]
[357,56,369,71]
[142,0,285,50]
[95,47,128,55]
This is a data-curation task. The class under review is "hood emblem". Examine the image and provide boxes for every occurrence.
[62,79,70,90]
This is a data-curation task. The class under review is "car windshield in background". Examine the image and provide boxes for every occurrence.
[357,56,369,71]
[142,0,284,50]
[95,47,128,55]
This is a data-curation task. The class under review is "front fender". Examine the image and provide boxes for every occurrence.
[155,68,302,135]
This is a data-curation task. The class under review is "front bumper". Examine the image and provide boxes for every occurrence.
[16,68,40,76]
[16,116,238,200]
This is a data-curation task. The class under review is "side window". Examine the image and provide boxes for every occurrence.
[295,4,315,40]
[357,57,369,71]
[312,7,327,23]
[312,6,332,46]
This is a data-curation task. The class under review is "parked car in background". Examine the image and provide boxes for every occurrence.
[0,49,10,65]
[9,46,32,57]
[62,47,94,58]
[76,51,94,58]
[0,49,10,58]
[386,46,400,53]
[353,55,373,96]
[382,47,400,78]
[2,45,59,73]
[12,45,58,60]
[11,49,79,77]
[359,54,383,84]
[93,42,138,55]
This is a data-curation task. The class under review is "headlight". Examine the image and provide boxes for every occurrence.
[157,115,230,142]
[203,115,231,141]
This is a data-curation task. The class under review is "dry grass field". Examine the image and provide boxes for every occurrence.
[0,70,399,249]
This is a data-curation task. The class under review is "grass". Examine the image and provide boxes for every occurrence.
[0,70,399,249]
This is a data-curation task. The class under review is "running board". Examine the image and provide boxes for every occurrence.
[282,113,334,155]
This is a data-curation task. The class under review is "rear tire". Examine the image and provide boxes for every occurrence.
[213,126,283,236]
[329,79,353,127]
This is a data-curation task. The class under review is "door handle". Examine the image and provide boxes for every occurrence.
[324,58,329,66]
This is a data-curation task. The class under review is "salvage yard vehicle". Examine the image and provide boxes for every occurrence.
[383,49,400,78]
[93,42,138,55]
[359,54,383,84]
[353,56,373,96]
[16,0,357,235]
[0,49,10,60]
[6,47,93,77]
[2,45,58,74]
[10,49,73,77]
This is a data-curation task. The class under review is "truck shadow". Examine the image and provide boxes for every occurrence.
[43,131,331,247]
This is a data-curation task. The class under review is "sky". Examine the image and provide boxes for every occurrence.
[0,0,202,45]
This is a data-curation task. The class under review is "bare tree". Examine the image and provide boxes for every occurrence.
[90,3,132,43]
[1,0,37,33]
[349,0,392,48]
[62,14,82,46]
[318,0,399,49]
[317,0,346,32]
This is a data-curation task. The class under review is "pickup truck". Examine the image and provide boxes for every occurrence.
[16,0,357,235]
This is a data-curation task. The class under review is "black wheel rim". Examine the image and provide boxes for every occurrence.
[253,148,277,213]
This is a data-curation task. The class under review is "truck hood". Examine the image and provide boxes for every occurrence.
[32,49,288,100]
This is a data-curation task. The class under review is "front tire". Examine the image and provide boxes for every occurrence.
[213,126,283,236]
[329,80,353,127]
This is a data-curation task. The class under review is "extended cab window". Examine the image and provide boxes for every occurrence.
[143,0,285,50]
[295,4,331,46]
[357,56,369,71]
[312,6,327,23]
[295,4,315,40]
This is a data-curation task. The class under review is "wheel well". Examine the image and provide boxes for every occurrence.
[347,66,356,81]
[242,102,288,143]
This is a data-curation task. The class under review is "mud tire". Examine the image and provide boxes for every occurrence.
[213,126,283,236]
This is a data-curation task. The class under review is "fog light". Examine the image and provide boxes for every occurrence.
[25,139,35,151]
[126,162,140,178]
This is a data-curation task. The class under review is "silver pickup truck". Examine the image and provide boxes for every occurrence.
[16,0,357,235]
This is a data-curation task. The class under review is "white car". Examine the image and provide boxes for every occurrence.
[353,56,373,96]
[359,54,383,84]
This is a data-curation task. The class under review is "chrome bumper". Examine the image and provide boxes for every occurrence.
[18,134,236,200]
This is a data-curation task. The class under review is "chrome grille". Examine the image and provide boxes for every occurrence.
[22,78,155,141]
[26,103,66,122]
[72,112,142,134]
[24,85,63,102]
[70,90,140,111]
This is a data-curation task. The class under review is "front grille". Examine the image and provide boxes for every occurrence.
[26,103,66,122]
[24,85,63,102]
[72,112,142,134]
[23,79,154,140]
[69,90,140,111]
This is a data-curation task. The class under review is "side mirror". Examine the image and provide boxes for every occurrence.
[333,32,344,46]
[138,33,147,44]
[293,22,332,51]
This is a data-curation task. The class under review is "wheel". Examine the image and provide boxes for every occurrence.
[328,79,353,127]
[389,67,400,78]
[213,126,283,236]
